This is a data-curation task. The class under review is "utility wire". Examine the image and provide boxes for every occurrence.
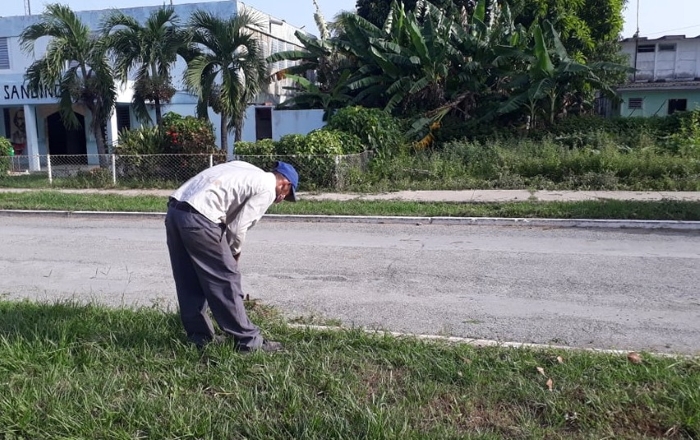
[642,24,700,37]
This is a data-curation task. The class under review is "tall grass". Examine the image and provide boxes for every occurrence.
[348,135,700,192]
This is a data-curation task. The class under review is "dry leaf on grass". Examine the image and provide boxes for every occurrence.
[627,352,643,364]
[546,378,554,391]
[536,367,546,376]
[557,356,564,364]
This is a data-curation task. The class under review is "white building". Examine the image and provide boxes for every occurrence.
[618,35,700,117]
[0,0,322,169]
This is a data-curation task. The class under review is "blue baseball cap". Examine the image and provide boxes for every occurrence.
[273,161,298,202]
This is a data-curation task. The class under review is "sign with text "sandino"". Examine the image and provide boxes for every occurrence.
[0,82,63,105]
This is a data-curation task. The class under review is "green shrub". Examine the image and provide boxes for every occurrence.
[161,112,218,155]
[114,127,165,181]
[326,106,406,155]
[306,129,361,155]
[114,113,222,183]
[160,112,222,182]
[233,139,277,156]
[277,130,363,188]
[275,134,307,156]
[0,137,13,176]
[233,130,363,189]
[115,126,165,155]
[662,109,700,157]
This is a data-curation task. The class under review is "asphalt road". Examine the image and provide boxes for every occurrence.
[1,215,699,355]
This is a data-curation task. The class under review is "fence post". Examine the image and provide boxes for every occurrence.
[111,154,117,185]
[333,154,342,190]
[209,154,214,168]
[47,155,53,185]
[32,154,42,172]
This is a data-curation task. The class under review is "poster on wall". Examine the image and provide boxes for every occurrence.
[10,108,26,155]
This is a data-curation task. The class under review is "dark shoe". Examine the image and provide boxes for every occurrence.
[237,339,284,354]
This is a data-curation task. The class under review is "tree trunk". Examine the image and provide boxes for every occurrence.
[549,93,556,125]
[220,111,228,151]
[94,123,109,168]
[87,104,109,167]
[154,97,163,126]
[234,118,242,144]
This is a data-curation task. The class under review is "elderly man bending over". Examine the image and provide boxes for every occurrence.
[165,160,298,352]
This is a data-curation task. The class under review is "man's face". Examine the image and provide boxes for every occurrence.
[275,180,292,204]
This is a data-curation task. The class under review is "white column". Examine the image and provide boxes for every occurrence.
[106,110,118,151]
[23,105,41,172]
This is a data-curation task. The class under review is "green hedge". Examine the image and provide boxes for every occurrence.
[325,106,406,156]
[234,128,364,189]
[114,113,222,183]
[0,138,13,176]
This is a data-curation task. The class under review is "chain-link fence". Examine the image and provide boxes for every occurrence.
[3,152,372,190]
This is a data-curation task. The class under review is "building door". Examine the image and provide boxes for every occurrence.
[255,107,273,140]
[47,112,87,164]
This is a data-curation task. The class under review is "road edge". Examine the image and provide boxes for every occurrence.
[1,209,700,230]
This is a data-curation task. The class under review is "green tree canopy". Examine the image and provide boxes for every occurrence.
[356,0,627,65]
[102,6,190,126]
[185,10,269,148]
[20,3,117,162]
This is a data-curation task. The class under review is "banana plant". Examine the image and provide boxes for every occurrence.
[497,20,627,126]
[277,70,354,120]
[341,1,457,114]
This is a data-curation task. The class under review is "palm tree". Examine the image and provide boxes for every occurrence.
[185,10,269,149]
[20,3,116,162]
[102,6,190,126]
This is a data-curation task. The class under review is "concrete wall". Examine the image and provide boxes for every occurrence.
[272,109,326,139]
[619,89,700,117]
[621,36,700,81]
[234,108,326,155]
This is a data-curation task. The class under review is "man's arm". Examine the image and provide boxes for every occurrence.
[226,192,273,257]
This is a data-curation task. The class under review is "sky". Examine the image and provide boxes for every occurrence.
[1,0,699,40]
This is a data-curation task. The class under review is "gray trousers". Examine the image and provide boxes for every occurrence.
[165,203,262,349]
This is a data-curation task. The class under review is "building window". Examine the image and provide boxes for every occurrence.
[658,43,676,52]
[637,44,655,53]
[0,38,9,69]
[668,99,687,115]
[116,105,131,132]
[628,98,644,109]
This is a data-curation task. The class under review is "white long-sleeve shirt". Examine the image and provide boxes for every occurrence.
[170,161,276,256]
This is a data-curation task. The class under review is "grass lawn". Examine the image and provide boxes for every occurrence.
[0,191,699,221]
[0,300,698,439]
